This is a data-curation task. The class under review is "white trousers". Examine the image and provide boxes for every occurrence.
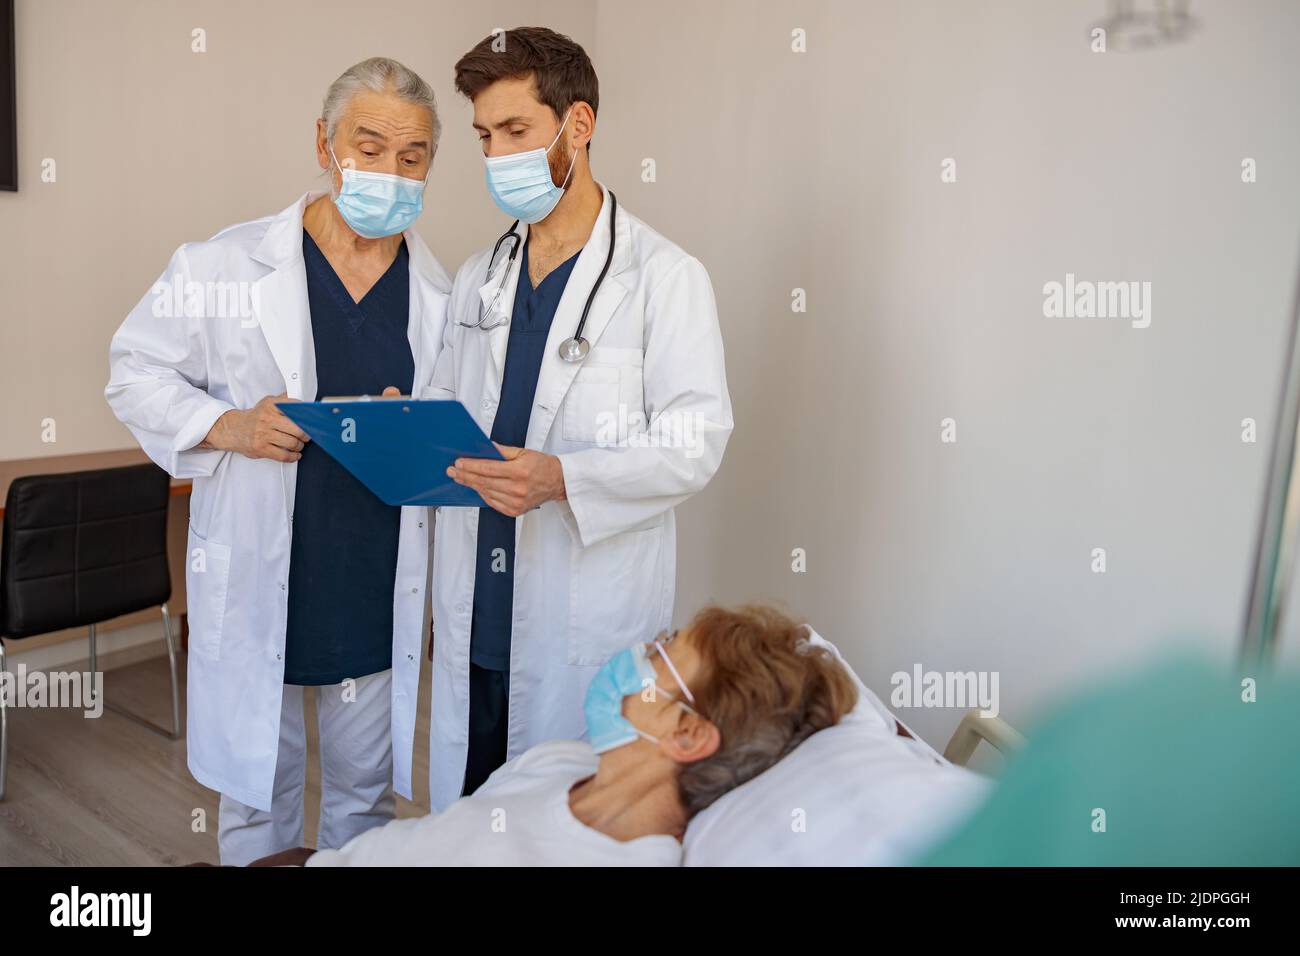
[216,670,395,866]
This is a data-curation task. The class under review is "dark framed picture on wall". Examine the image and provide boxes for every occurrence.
[0,0,14,191]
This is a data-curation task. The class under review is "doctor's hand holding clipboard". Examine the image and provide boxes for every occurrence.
[199,394,311,463]
[378,385,565,516]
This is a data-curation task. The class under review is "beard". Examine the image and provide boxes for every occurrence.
[547,138,575,189]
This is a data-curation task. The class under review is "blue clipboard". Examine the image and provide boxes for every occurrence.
[277,398,504,507]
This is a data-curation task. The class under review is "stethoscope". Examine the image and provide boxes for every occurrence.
[461,191,617,364]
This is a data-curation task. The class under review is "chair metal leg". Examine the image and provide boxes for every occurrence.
[161,603,181,739]
[0,639,8,801]
[89,605,181,740]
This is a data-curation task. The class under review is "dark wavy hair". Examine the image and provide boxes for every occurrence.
[454,26,599,149]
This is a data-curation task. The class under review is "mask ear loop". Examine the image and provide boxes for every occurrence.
[546,108,573,153]
[327,145,346,198]
[328,144,352,175]
[547,108,580,192]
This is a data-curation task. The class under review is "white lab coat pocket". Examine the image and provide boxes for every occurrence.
[186,525,232,661]
[567,518,666,666]
[562,366,622,444]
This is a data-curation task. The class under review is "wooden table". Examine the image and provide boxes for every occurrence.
[0,448,191,519]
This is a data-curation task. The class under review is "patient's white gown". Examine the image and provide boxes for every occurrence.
[306,740,682,867]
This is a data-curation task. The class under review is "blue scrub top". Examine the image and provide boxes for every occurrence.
[283,231,413,685]
[470,239,580,670]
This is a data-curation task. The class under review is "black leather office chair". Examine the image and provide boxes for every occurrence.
[0,463,180,799]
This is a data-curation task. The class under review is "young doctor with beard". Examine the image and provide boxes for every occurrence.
[420,27,733,808]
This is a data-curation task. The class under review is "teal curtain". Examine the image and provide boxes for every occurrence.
[920,657,1300,866]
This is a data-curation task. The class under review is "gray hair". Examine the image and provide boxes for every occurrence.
[321,57,441,152]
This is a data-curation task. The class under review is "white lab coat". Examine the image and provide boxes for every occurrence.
[423,185,733,810]
[105,191,450,811]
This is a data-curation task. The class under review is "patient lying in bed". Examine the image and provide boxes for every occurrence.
[250,604,859,866]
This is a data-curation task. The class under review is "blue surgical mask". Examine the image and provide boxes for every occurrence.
[584,639,699,754]
[330,146,427,239]
[483,109,578,223]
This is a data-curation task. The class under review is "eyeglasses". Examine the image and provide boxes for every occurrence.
[655,628,681,648]
[646,631,699,715]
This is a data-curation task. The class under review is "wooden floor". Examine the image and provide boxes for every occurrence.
[0,652,434,866]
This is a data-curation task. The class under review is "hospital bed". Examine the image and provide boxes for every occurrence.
[680,630,1024,867]
[942,708,1026,767]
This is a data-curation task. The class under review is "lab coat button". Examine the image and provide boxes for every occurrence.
[411,587,419,594]
[291,372,298,380]
[455,603,466,614]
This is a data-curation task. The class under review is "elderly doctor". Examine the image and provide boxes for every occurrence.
[105,58,450,864]
[420,27,733,807]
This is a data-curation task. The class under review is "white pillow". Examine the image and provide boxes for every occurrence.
[681,630,992,866]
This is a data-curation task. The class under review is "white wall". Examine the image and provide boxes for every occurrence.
[591,0,1300,744]
[4,0,1299,749]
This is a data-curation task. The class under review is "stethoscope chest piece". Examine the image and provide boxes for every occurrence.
[558,336,590,363]
[557,190,617,365]
[474,190,619,362]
